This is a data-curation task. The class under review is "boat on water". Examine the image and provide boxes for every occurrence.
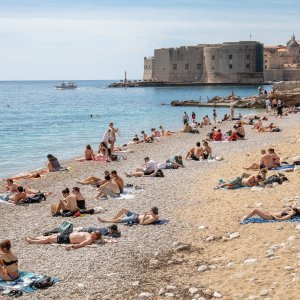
[54,81,77,89]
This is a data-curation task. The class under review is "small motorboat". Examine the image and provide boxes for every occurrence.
[54,81,77,89]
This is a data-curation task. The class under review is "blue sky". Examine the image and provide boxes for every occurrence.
[0,0,299,80]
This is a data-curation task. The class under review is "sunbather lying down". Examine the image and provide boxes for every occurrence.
[241,207,300,221]
[218,174,262,189]
[25,231,104,250]
[98,207,159,225]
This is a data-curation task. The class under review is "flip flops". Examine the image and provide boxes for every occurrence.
[8,290,23,298]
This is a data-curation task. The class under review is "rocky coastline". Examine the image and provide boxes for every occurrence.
[170,81,300,108]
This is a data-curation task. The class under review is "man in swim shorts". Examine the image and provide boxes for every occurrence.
[98,207,159,225]
[25,231,103,250]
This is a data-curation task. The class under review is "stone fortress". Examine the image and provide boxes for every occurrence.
[143,35,300,84]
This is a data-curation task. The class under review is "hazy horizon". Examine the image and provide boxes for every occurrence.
[0,0,299,81]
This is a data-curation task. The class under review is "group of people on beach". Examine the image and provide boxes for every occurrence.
[1,101,300,286]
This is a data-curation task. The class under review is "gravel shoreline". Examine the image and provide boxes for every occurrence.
[1,112,299,300]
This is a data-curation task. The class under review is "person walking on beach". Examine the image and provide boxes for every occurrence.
[183,112,189,125]
[230,100,235,120]
[265,99,271,113]
[108,122,119,153]
[213,109,217,124]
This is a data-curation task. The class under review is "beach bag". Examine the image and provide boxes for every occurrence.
[271,128,281,132]
[155,169,164,177]
[58,221,73,234]
[31,276,54,289]
[24,192,46,203]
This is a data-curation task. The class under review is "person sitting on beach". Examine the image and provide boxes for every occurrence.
[221,114,230,122]
[219,175,262,189]
[212,129,222,141]
[78,170,110,187]
[110,170,124,193]
[268,148,281,168]
[243,149,272,170]
[236,122,245,139]
[72,187,86,210]
[25,231,104,250]
[98,142,111,159]
[166,155,184,167]
[96,174,120,199]
[185,142,204,161]
[203,115,211,125]
[203,141,212,159]
[159,126,174,137]
[141,131,153,143]
[85,145,95,161]
[51,188,79,217]
[241,207,300,222]
[126,157,157,177]
[98,207,159,225]
[7,186,27,204]
[228,126,238,141]
[47,154,61,172]
[181,123,193,133]
[129,134,143,145]
[79,224,121,238]
[0,240,19,281]
[4,179,18,193]
[252,119,263,131]
[151,128,161,138]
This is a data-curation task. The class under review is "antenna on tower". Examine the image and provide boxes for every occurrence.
[250,34,252,41]
[124,70,127,87]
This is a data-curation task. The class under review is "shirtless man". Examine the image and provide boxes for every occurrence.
[98,207,159,225]
[51,188,79,217]
[185,142,204,161]
[244,149,275,170]
[111,170,124,193]
[96,175,120,199]
[85,145,95,161]
[181,123,193,133]
[202,141,212,159]
[8,186,27,204]
[4,179,18,193]
[25,231,103,250]
[141,131,153,143]
[236,122,245,139]
[220,175,262,189]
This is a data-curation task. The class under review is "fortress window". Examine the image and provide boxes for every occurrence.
[185,64,189,70]
[265,65,267,69]
[212,55,215,60]
[247,55,250,60]
[246,64,250,68]
[265,60,267,63]
[229,64,233,69]
[197,64,201,69]
[212,67,215,70]
[173,64,177,70]
[229,55,233,60]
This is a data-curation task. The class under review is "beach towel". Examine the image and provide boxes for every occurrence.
[124,219,169,226]
[240,216,300,224]
[270,165,294,171]
[0,271,59,294]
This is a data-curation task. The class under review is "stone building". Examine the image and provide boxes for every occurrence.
[143,41,264,84]
[264,34,300,81]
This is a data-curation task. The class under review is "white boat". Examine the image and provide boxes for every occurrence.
[54,81,77,89]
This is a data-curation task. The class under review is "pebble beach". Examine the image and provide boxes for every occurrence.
[1,112,300,300]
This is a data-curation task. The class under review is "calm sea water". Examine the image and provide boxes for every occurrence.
[0,80,268,177]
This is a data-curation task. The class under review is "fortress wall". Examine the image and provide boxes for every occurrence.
[152,49,171,81]
[264,69,284,81]
[168,46,205,82]
[283,69,300,81]
[143,57,154,81]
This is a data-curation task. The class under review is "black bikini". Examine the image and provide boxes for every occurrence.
[3,259,18,266]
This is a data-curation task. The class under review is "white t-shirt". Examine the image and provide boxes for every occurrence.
[157,162,166,169]
[102,131,110,144]
[265,99,270,107]
[146,160,157,172]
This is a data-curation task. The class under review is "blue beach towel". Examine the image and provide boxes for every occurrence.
[0,271,59,294]
[240,216,300,225]
[270,165,294,170]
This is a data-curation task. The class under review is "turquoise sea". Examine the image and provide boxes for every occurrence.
[0,80,269,177]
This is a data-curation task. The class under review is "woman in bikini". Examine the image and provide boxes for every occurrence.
[241,207,300,221]
[0,240,19,281]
